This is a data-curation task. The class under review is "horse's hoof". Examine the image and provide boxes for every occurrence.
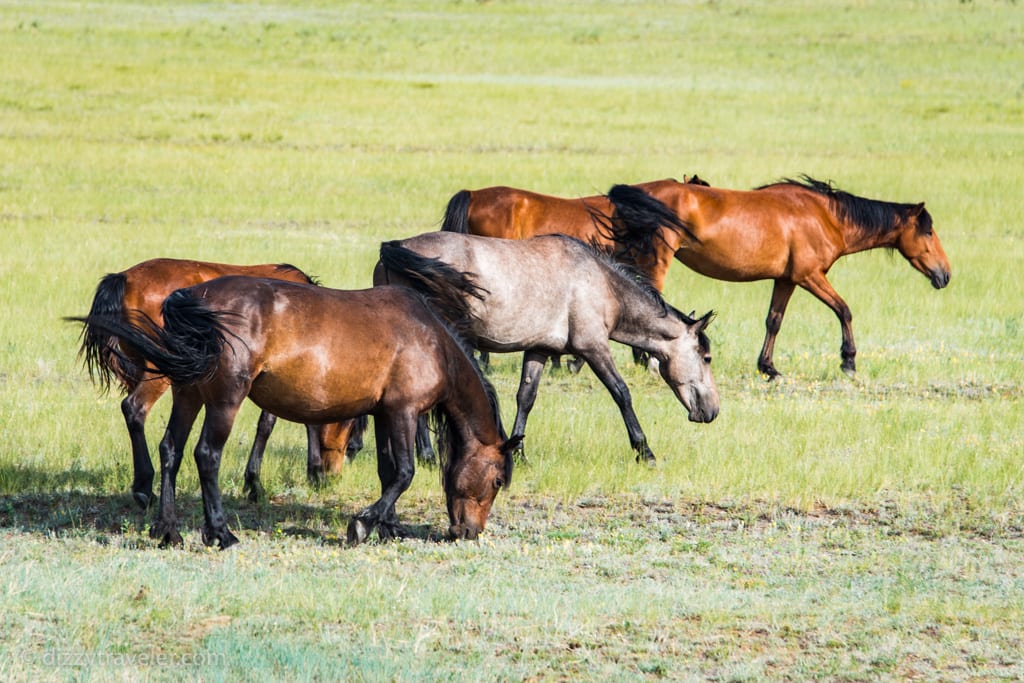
[842,367,857,380]
[132,490,152,510]
[157,530,183,549]
[307,466,326,489]
[347,517,372,545]
[202,525,239,549]
[244,479,265,503]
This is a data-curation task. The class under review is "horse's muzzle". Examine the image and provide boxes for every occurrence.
[931,269,951,289]
[688,405,719,423]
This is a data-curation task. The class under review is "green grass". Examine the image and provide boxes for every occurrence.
[1,0,1023,680]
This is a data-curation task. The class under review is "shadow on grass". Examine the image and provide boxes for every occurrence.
[0,462,442,546]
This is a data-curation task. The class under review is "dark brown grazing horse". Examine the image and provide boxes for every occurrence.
[445,176,951,377]
[75,258,355,509]
[69,277,516,548]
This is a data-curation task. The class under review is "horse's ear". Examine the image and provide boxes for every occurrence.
[695,310,716,332]
[501,435,523,455]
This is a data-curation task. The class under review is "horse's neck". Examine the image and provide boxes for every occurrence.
[445,359,500,445]
[609,295,680,353]
[838,213,902,255]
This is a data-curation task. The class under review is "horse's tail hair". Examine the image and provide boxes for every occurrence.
[274,263,320,286]
[66,289,233,388]
[378,241,487,339]
[440,190,472,233]
[76,272,133,393]
[606,184,701,256]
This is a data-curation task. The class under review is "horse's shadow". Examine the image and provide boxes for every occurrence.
[0,462,438,546]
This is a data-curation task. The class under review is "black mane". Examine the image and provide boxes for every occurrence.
[756,175,928,236]
[547,234,711,351]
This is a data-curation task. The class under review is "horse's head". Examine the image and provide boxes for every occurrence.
[657,311,719,423]
[444,437,518,541]
[897,204,950,289]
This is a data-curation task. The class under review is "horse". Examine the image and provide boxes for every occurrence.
[68,276,517,548]
[448,176,950,378]
[603,176,952,377]
[373,233,719,464]
[439,174,709,291]
[75,258,357,509]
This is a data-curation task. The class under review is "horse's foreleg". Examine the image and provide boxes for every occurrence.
[801,274,855,378]
[583,347,655,465]
[758,279,796,379]
[151,387,201,548]
[510,351,549,460]
[347,411,416,545]
[194,401,244,550]
[242,410,277,503]
[122,376,170,509]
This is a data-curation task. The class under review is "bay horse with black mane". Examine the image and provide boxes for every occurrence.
[374,233,719,464]
[75,258,361,508]
[70,276,516,547]
[440,175,709,290]
[605,176,951,377]
[445,175,951,377]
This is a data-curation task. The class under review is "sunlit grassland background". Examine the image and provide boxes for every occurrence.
[1,1,1022,680]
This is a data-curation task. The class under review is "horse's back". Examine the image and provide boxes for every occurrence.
[191,277,450,422]
[466,186,612,241]
[121,258,310,321]
[395,232,612,352]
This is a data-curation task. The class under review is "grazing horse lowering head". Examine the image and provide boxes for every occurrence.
[895,204,950,289]
[655,310,719,423]
[444,437,518,541]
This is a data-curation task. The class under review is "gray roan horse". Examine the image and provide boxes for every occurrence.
[373,233,720,464]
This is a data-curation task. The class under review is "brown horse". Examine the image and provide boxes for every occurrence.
[69,277,516,548]
[440,175,708,290]
[75,258,354,509]
[445,176,951,377]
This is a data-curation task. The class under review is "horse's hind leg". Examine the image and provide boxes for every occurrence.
[243,410,277,503]
[122,375,170,509]
[509,351,549,460]
[151,386,201,548]
[581,346,655,465]
[346,414,368,459]
[194,399,246,550]
[415,414,436,465]
[757,279,796,380]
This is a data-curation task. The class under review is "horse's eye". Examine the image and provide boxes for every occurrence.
[493,477,505,490]
[703,355,712,365]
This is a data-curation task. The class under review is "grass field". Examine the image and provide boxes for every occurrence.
[1,1,1023,680]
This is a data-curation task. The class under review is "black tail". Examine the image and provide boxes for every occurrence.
[378,241,487,338]
[77,272,131,393]
[606,184,700,261]
[440,190,472,233]
[66,289,233,387]
[274,263,320,286]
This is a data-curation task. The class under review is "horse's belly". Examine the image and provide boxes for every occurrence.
[676,247,782,282]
